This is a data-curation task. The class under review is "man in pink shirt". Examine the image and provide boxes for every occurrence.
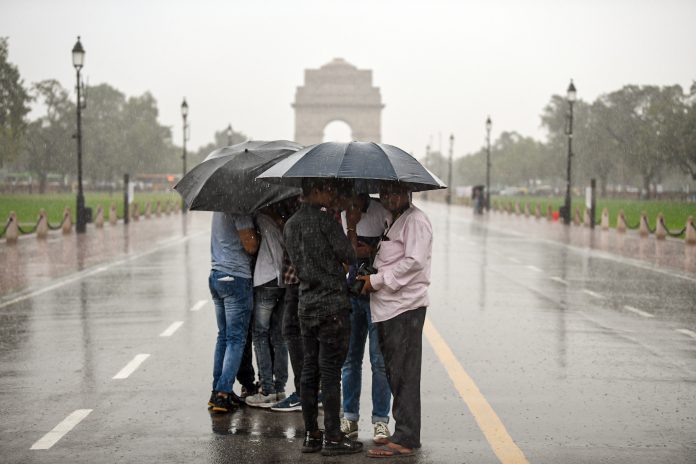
[357,182,433,459]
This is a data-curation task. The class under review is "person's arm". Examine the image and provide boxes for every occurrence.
[367,218,431,293]
[238,228,259,255]
[325,215,357,266]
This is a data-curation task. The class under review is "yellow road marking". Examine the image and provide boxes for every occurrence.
[424,317,529,464]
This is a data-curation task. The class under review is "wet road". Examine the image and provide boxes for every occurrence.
[1,202,695,463]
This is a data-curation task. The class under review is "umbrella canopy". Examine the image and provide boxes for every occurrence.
[174,140,302,214]
[256,141,447,193]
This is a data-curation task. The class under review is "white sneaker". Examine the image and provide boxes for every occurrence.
[373,421,390,444]
[340,417,358,438]
[245,391,275,408]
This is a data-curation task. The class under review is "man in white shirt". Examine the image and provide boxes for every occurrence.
[358,182,432,458]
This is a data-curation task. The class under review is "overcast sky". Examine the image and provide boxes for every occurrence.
[2,0,695,159]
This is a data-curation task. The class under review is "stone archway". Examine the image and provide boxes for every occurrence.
[292,58,384,145]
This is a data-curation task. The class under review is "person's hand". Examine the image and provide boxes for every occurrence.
[356,241,373,258]
[345,203,362,229]
[356,275,374,294]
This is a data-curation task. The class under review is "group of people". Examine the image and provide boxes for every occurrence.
[206,178,433,458]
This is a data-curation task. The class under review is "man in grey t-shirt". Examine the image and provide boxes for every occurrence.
[208,212,259,413]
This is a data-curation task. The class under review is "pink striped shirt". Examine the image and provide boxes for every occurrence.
[369,205,432,323]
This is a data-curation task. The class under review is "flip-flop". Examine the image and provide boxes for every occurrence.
[367,444,415,459]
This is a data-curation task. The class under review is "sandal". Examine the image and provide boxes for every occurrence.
[367,442,415,459]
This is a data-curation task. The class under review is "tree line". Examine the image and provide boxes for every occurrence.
[0,38,245,193]
[426,83,696,199]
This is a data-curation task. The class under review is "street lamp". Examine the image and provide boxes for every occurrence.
[447,134,454,204]
[226,123,233,145]
[181,98,189,176]
[72,36,87,233]
[181,98,189,214]
[485,116,492,211]
[563,80,577,225]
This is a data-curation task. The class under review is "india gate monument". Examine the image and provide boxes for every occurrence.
[292,58,384,145]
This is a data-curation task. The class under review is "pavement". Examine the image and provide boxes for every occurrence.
[1,201,695,463]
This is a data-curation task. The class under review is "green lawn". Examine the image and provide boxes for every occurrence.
[491,195,696,232]
[0,191,181,232]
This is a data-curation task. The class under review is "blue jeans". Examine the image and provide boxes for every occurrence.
[252,285,288,394]
[341,297,391,423]
[209,270,253,394]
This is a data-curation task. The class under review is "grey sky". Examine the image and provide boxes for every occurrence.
[2,0,695,159]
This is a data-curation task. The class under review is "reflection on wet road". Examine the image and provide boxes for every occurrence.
[1,203,694,463]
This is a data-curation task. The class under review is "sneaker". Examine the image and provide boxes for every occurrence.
[321,434,363,456]
[270,392,302,412]
[229,391,246,406]
[302,430,323,453]
[207,391,216,409]
[373,421,390,444]
[340,417,358,438]
[245,391,276,408]
[211,394,237,414]
[275,391,287,402]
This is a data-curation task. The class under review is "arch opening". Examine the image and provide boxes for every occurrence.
[322,120,353,143]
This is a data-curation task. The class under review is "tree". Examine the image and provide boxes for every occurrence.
[22,80,74,192]
[191,125,247,167]
[0,37,32,168]
[663,82,696,181]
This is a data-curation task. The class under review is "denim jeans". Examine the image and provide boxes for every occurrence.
[300,312,351,441]
[209,270,253,394]
[252,285,288,394]
[281,285,303,394]
[341,296,391,423]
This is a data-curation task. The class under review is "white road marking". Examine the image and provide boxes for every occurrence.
[30,409,93,450]
[190,300,207,312]
[623,305,655,318]
[550,276,568,285]
[582,289,604,299]
[113,354,150,379]
[526,265,542,273]
[676,329,696,340]
[159,321,184,337]
[0,232,204,310]
[508,257,521,264]
[0,267,107,309]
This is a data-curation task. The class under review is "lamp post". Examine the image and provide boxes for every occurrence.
[181,98,189,214]
[485,116,492,211]
[563,80,577,225]
[181,98,189,177]
[226,124,233,146]
[72,36,87,233]
[447,134,454,204]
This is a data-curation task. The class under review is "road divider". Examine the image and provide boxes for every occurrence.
[30,409,93,450]
[113,354,150,380]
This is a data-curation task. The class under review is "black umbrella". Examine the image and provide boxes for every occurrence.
[174,140,302,214]
[256,141,447,192]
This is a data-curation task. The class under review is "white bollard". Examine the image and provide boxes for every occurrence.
[4,212,19,242]
[616,210,627,233]
[94,205,104,228]
[686,216,696,245]
[62,207,72,234]
[109,204,118,225]
[601,208,610,230]
[36,209,49,239]
[639,212,650,237]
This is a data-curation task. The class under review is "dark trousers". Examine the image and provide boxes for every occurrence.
[236,320,256,392]
[281,285,303,394]
[376,307,426,449]
[300,312,350,441]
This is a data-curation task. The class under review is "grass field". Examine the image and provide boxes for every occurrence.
[0,191,181,233]
[491,195,696,232]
